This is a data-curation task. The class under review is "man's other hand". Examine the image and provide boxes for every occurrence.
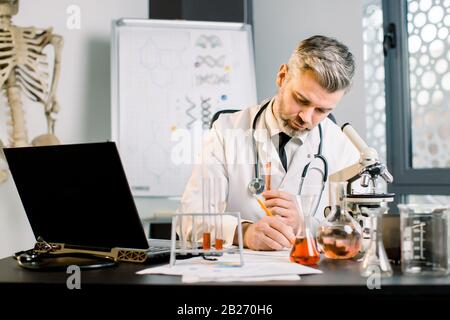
[244,216,295,251]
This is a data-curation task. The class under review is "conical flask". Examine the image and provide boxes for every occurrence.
[317,182,362,259]
[360,206,393,277]
[290,193,321,265]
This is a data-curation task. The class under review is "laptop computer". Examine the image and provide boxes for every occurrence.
[4,142,171,262]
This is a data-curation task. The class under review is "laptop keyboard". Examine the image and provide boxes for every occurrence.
[147,239,172,252]
[149,245,170,252]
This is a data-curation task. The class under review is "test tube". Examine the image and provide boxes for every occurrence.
[179,214,186,251]
[215,221,223,250]
[192,215,197,250]
[202,176,211,250]
[265,162,271,191]
[213,178,224,250]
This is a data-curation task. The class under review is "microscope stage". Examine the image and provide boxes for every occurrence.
[346,193,395,204]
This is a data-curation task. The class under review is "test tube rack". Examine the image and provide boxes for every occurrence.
[169,212,244,266]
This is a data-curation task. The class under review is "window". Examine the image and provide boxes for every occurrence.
[382,0,450,206]
[363,0,387,164]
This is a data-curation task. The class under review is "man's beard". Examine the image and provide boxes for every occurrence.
[275,100,309,136]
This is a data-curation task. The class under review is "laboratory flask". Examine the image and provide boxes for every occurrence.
[290,191,321,265]
[360,206,393,277]
[317,182,362,259]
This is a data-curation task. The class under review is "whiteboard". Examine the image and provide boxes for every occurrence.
[111,19,257,197]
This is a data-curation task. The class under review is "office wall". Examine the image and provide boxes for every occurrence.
[0,0,148,259]
[252,0,367,137]
[0,0,368,258]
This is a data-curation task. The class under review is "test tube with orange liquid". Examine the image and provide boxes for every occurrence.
[213,178,224,250]
[215,214,223,251]
[202,177,211,250]
[265,162,271,191]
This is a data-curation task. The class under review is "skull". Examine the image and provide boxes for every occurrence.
[0,0,18,16]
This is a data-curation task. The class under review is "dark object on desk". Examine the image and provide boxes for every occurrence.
[148,220,173,239]
[382,213,401,264]
[4,142,171,264]
[14,250,118,271]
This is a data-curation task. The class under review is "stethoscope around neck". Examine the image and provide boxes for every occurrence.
[248,101,329,217]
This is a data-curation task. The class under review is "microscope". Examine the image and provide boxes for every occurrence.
[329,123,395,227]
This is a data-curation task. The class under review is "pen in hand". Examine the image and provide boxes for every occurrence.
[253,162,273,217]
[254,194,273,216]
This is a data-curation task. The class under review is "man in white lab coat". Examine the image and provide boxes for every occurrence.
[179,35,359,251]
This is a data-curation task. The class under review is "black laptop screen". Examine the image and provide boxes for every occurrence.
[4,142,149,250]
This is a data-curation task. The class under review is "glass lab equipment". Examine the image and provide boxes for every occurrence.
[399,204,448,276]
[170,212,244,266]
[360,206,393,277]
[202,176,227,251]
[174,175,242,265]
[212,178,225,250]
[290,191,321,266]
[317,182,362,259]
[202,176,212,250]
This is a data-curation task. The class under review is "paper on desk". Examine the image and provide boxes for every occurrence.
[182,274,301,283]
[137,250,322,283]
[243,248,292,258]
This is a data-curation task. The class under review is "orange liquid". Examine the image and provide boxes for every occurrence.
[317,227,361,259]
[215,238,223,250]
[265,162,271,190]
[290,237,321,265]
[203,232,211,250]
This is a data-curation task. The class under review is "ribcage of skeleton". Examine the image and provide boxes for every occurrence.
[0,26,51,103]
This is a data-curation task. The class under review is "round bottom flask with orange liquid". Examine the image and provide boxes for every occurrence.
[316,182,362,260]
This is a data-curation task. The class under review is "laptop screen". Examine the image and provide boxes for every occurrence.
[4,142,149,250]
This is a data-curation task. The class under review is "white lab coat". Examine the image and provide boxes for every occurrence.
[179,99,360,246]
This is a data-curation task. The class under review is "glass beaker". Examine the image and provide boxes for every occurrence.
[317,182,362,259]
[399,204,448,276]
[290,192,321,265]
[360,206,393,277]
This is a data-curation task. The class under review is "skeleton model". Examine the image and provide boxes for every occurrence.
[0,0,63,183]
